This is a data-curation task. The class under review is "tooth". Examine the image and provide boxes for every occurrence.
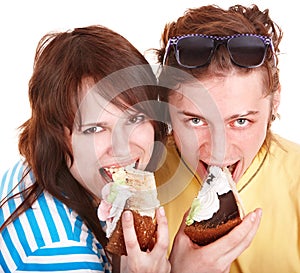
[228,165,234,173]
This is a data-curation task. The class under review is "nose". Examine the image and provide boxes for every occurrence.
[108,124,132,158]
[208,123,227,164]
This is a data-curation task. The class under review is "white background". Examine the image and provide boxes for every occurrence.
[0,0,299,174]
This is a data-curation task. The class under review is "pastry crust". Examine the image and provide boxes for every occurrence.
[106,210,156,256]
[184,166,244,245]
[184,190,242,245]
[184,216,242,245]
[98,165,159,256]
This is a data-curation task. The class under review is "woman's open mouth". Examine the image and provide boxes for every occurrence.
[99,160,139,183]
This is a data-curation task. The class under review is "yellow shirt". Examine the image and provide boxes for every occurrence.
[155,134,300,273]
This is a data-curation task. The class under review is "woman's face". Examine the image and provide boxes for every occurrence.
[69,87,155,200]
[168,70,280,182]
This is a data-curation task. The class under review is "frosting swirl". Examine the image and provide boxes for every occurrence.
[186,166,232,225]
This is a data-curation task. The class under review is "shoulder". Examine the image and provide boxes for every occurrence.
[0,161,111,271]
[24,191,96,247]
[155,135,181,184]
[1,238,110,272]
[1,192,110,271]
[0,159,31,200]
[271,134,300,159]
[156,135,180,170]
[155,135,200,204]
[268,134,300,188]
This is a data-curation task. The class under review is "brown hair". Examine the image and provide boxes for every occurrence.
[1,25,167,248]
[157,4,283,101]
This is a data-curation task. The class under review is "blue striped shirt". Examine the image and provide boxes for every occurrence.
[0,160,112,272]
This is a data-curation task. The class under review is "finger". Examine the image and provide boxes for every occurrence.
[151,207,171,272]
[209,208,262,262]
[121,210,140,255]
[226,208,262,249]
[152,207,169,254]
[230,208,262,253]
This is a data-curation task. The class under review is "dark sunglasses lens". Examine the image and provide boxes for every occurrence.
[228,36,266,67]
[176,36,214,67]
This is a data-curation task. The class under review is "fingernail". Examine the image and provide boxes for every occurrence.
[159,206,165,216]
[250,209,262,222]
[123,210,132,221]
[250,212,256,222]
[257,208,263,218]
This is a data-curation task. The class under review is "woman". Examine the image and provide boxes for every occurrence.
[155,4,300,273]
[0,25,170,272]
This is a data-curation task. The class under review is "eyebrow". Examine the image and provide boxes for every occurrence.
[177,110,205,119]
[225,111,259,122]
[178,110,259,121]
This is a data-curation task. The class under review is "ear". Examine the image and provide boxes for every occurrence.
[272,86,281,114]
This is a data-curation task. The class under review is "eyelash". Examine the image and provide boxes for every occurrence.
[185,117,252,129]
[230,118,251,128]
[83,126,103,134]
[82,113,146,135]
[187,117,206,127]
[127,114,146,125]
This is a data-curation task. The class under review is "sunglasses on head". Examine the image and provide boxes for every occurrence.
[163,33,275,68]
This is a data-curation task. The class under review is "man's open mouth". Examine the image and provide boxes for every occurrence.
[227,162,238,176]
[202,161,239,178]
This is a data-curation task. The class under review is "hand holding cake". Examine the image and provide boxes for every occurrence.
[98,164,160,256]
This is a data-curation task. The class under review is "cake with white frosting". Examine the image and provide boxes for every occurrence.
[184,166,244,245]
[98,165,159,255]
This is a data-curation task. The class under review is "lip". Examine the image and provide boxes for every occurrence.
[99,168,113,183]
[200,160,240,181]
[227,161,239,181]
[99,159,139,183]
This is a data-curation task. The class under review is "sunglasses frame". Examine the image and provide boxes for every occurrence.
[163,33,275,68]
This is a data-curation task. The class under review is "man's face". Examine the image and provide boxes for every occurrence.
[168,70,278,182]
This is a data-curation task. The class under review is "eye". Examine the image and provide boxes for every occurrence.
[127,114,146,125]
[231,118,250,128]
[83,126,104,134]
[188,117,205,127]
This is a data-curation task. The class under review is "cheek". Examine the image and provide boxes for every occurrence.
[242,116,268,147]
[171,119,201,150]
[173,130,199,153]
[228,121,267,173]
[132,123,155,150]
[69,133,105,197]
[171,117,209,154]
[70,162,104,198]
[173,128,203,170]
[242,127,267,160]
[72,134,97,168]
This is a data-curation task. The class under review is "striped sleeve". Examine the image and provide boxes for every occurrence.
[0,161,112,272]
[0,160,25,200]
[0,242,110,272]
